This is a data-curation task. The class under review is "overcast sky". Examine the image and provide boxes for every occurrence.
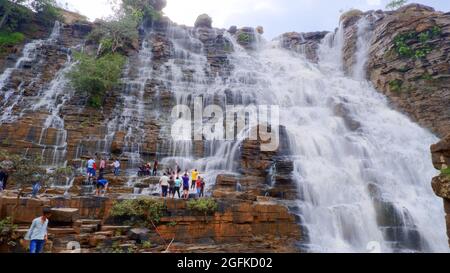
[58,0,450,38]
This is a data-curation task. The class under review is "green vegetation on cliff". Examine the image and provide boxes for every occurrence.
[110,198,166,226]
[0,31,24,52]
[0,0,61,31]
[440,167,450,177]
[120,0,163,23]
[0,217,18,248]
[68,0,165,109]
[68,52,125,108]
[0,0,61,55]
[0,151,49,189]
[187,198,218,216]
[393,26,442,60]
[386,0,408,10]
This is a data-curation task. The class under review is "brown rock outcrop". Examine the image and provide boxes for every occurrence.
[366,5,450,137]
[0,194,301,253]
[280,31,329,62]
[430,135,450,246]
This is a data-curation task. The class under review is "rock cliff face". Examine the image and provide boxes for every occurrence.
[280,31,329,62]
[337,4,450,137]
[430,135,450,246]
[0,193,300,253]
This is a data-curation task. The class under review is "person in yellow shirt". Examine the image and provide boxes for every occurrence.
[191,169,199,190]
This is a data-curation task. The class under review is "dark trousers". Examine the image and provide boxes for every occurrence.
[173,187,181,198]
[30,240,45,253]
[161,186,168,197]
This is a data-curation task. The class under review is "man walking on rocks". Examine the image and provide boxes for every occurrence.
[25,207,52,253]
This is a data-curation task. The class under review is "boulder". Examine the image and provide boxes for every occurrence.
[431,135,450,170]
[50,208,80,224]
[195,14,213,28]
[228,26,237,34]
[432,175,450,199]
[128,228,150,243]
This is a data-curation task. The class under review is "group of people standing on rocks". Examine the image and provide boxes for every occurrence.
[159,169,206,200]
[85,156,121,197]
[138,160,159,176]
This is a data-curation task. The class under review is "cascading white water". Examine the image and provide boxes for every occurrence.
[155,24,246,191]
[0,21,62,123]
[32,57,75,167]
[204,17,446,252]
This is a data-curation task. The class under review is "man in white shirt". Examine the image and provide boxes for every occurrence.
[159,173,170,197]
[86,158,96,182]
[110,160,121,176]
[25,207,52,253]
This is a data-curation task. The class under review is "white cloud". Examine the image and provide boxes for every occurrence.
[366,0,382,6]
[164,0,280,27]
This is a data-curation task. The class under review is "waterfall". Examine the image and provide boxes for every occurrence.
[0,21,62,124]
[353,14,379,80]
[161,17,447,252]
[32,57,76,167]
[1,16,444,252]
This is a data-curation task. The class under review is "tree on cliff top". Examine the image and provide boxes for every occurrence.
[0,0,61,31]
[386,0,408,10]
[110,0,165,24]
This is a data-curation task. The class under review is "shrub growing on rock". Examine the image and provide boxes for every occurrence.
[68,52,125,108]
[440,167,450,177]
[0,217,18,248]
[88,14,139,56]
[386,0,408,10]
[0,150,49,190]
[0,31,25,54]
[110,198,166,226]
[393,27,442,60]
[187,198,218,218]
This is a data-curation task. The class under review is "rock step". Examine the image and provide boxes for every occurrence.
[48,227,76,235]
[75,224,99,234]
[101,226,132,233]
[74,219,102,226]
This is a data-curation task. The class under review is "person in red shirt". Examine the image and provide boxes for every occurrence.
[196,176,202,196]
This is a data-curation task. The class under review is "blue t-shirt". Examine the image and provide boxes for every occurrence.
[98,179,108,186]
[174,179,182,188]
[182,176,190,187]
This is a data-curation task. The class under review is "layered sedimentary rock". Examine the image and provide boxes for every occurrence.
[337,4,450,137]
[280,31,329,62]
[0,194,300,253]
[430,135,450,246]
